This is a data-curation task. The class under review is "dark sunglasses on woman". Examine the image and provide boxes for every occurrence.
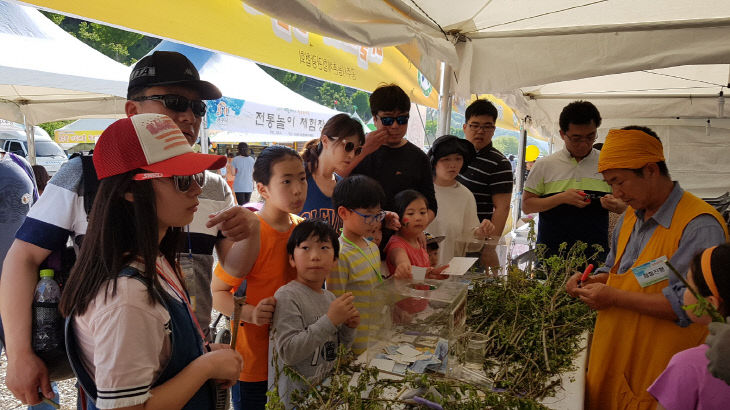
[132,94,207,117]
[133,172,206,192]
[343,141,363,156]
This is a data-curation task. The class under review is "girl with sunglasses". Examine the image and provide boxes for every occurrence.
[300,114,364,230]
[60,114,244,410]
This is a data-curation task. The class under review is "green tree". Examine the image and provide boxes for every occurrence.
[41,11,158,65]
[317,83,353,112]
[351,91,371,121]
[493,136,519,155]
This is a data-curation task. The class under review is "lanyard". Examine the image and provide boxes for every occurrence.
[154,258,210,350]
[340,234,383,282]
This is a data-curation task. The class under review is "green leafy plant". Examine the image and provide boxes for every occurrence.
[665,261,726,323]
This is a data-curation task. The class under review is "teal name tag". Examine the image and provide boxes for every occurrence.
[632,256,670,288]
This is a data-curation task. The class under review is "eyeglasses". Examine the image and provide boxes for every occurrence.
[565,134,596,143]
[467,123,496,132]
[343,141,363,156]
[132,94,207,117]
[349,209,386,224]
[133,172,206,192]
[378,115,409,126]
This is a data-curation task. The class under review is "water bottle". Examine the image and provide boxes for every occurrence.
[32,269,62,353]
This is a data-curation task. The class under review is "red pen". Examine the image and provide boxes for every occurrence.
[577,264,594,288]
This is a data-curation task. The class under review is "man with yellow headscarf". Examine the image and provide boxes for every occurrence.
[567,126,728,409]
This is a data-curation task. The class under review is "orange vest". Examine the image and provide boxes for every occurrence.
[585,192,728,409]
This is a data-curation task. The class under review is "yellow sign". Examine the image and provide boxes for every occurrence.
[24,1,439,108]
[54,129,101,144]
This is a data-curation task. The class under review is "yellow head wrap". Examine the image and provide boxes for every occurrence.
[597,129,665,173]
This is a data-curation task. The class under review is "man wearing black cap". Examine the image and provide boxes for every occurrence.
[0,51,259,406]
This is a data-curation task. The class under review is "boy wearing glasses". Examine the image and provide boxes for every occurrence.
[343,84,437,221]
[327,175,386,354]
[522,100,619,262]
[1,51,259,407]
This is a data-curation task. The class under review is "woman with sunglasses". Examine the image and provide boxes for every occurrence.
[60,114,246,410]
[300,113,365,230]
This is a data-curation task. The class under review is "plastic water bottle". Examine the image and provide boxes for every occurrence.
[32,269,62,353]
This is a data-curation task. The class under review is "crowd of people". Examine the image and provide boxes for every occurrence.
[0,49,729,410]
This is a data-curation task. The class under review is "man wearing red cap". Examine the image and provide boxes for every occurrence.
[567,126,728,409]
[0,51,258,407]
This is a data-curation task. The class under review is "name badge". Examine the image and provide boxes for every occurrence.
[632,256,670,288]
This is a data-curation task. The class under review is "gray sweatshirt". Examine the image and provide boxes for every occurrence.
[269,280,355,408]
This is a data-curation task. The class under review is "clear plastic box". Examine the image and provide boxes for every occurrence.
[365,278,468,377]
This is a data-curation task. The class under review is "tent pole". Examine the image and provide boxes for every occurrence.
[513,116,530,223]
[436,62,452,137]
[23,114,37,166]
[200,114,209,154]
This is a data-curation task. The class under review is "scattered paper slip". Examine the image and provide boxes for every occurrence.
[411,266,427,281]
[397,345,422,357]
[443,257,479,276]
[371,358,395,372]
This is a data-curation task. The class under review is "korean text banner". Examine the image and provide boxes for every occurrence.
[54,129,100,144]
[207,97,334,140]
[21,0,439,108]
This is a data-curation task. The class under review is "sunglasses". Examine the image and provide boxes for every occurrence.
[343,141,363,156]
[349,209,386,224]
[133,172,206,192]
[132,94,207,117]
[378,115,409,126]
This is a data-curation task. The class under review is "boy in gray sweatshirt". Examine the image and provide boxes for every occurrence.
[269,219,359,408]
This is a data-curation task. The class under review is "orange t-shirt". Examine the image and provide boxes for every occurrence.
[214,213,302,382]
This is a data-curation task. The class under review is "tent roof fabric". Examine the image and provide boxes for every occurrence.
[0,0,128,124]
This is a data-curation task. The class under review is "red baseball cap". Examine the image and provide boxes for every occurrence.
[93,114,226,180]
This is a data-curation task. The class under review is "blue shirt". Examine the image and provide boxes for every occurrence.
[597,183,726,327]
[299,174,342,231]
[0,153,36,265]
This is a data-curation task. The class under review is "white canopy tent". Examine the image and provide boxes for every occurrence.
[0,0,128,161]
[0,1,128,124]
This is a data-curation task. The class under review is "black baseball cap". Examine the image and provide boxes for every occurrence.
[127,51,222,100]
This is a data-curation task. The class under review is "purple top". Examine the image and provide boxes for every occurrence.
[648,344,730,410]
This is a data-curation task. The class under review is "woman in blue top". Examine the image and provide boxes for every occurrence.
[300,114,365,230]
[231,142,255,205]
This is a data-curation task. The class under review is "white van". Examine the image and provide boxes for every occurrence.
[0,122,68,175]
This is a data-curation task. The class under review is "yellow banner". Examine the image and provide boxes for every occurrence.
[54,129,100,144]
[23,0,439,108]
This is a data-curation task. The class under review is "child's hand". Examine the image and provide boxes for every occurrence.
[328,292,357,325]
[206,206,260,242]
[384,211,401,230]
[345,311,361,329]
[251,297,276,326]
[201,348,243,388]
[426,264,449,279]
[393,263,412,279]
[474,219,495,239]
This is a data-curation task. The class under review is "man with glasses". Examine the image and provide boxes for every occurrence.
[343,84,437,222]
[522,101,621,262]
[1,51,259,407]
[457,99,514,243]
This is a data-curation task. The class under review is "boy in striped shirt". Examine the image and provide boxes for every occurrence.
[327,175,387,354]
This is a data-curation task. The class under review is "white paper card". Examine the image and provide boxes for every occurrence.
[397,345,422,357]
[411,266,427,281]
[443,257,479,276]
[371,358,395,372]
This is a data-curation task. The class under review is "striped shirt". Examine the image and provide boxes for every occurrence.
[15,157,235,331]
[326,236,382,354]
[457,143,514,221]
